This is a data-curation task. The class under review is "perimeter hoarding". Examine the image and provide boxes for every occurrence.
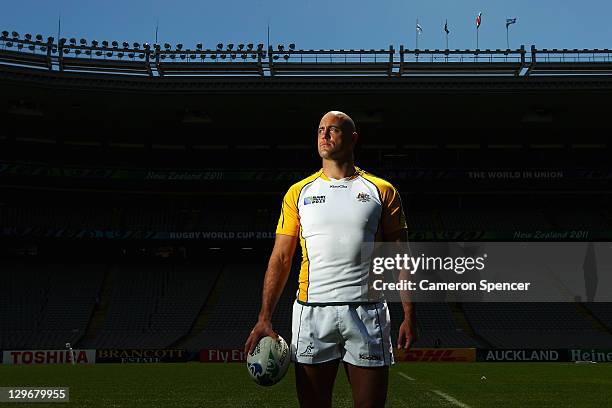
[3,350,96,365]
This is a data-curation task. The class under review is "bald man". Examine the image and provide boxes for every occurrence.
[245,111,416,408]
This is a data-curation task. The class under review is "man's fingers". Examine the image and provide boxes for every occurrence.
[397,329,406,349]
[404,333,414,349]
[245,331,259,354]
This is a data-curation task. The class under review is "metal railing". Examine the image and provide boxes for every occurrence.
[1,30,611,77]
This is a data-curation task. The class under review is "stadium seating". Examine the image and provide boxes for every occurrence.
[584,303,612,331]
[0,263,104,349]
[181,261,299,351]
[82,263,220,348]
[463,302,612,348]
[388,302,483,348]
[3,260,612,351]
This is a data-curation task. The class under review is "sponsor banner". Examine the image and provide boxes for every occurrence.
[0,228,276,240]
[477,349,568,362]
[200,349,246,363]
[2,227,608,241]
[3,350,95,365]
[570,349,612,363]
[96,349,188,364]
[395,348,475,362]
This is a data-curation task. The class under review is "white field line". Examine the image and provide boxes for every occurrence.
[396,372,471,408]
[397,372,415,381]
[431,390,472,408]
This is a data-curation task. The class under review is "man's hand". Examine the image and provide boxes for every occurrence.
[397,318,417,350]
[244,319,279,355]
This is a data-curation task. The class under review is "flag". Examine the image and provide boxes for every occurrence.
[416,23,423,34]
[444,20,449,34]
[506,18,517,28]
[476,12,482,29]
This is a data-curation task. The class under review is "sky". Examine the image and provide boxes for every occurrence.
[2,0,611,51]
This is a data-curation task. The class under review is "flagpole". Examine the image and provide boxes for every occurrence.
[476,12,481,51]
[445,20,448,50]
[58,14,61,42]
[155,18,159,44]
[506,25,509,50]
[415,18,418,50]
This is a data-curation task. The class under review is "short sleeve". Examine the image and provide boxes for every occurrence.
[381,185,407,237]
[275,184,301,236]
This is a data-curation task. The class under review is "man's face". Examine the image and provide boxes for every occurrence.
[317,113,354,160]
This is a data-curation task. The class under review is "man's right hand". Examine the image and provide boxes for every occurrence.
[244,319,279,355]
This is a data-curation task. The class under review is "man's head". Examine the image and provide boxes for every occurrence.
[317,111,358,161]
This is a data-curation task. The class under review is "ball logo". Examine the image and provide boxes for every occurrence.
[246,335,290,386]
[248,362,263,377]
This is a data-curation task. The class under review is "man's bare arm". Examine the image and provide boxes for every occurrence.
[244,233,297,354]
[385,228,417,350]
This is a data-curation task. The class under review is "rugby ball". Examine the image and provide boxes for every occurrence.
[247,335,290,386]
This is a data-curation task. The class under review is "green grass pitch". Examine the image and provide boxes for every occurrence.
[1,363,611,407]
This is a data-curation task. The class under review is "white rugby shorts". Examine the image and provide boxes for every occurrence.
[291,300,394,367]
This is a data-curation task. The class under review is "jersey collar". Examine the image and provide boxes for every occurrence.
[319,166,362,182]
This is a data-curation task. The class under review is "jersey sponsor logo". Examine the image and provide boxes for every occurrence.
[329,184,348,189]
[356,192,371,202]
[304,196,326,205]
[298,342,315,357]
[359,353,382,361]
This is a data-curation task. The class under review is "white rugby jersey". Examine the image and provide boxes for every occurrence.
[276,167,407,305]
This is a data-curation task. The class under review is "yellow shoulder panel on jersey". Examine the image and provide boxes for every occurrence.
[275,170,322,237]
[275,170,322,303]
[359,170,407,237]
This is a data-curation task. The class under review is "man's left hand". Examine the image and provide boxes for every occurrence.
[397,318,417,350]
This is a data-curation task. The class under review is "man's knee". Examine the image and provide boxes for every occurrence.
[295,361,339,408]
[344,363,389,408]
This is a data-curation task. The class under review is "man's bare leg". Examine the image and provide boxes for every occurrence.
[344,362,389,408]
[295,359,340,408]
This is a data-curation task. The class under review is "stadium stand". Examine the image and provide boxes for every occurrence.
[81,263,220,348]
[388,302,483,348]
[0,263,104,349]
[463,302,612,348]
[584,303,612,332]
[2,33,612,355]
[180,261,299,351]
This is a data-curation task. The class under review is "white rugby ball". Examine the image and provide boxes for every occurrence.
[247,335,290,386]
